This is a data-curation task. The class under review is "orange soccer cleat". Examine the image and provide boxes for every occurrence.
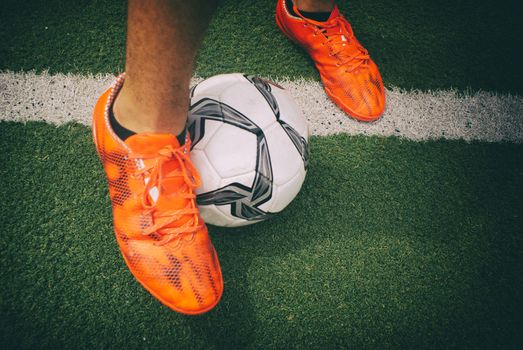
[92,74,223,315]
[276,0,386,121]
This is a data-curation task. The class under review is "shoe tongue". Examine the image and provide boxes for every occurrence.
[125,133,180,154]
[328,6,340,21]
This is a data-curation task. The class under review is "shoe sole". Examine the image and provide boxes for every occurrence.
[275,9,384,122]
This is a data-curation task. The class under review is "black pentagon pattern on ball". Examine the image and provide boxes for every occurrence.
[244,75,309,170]
[188,97,274,222]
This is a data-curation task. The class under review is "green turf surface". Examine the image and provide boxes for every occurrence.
[1,121,522,348]
[1,0,522,93]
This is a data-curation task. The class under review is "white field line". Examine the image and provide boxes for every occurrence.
[1,71,522,143]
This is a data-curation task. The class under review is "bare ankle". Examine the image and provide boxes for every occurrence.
[112,84,187,135]
[293,0,334,12]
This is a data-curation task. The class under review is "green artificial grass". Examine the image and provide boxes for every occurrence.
[1,121,522,349]
[0,0,522,93]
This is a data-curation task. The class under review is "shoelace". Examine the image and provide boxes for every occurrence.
[130,142,202,246]
[294,6,370,72]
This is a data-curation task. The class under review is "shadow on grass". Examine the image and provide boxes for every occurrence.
[1,123,522,349]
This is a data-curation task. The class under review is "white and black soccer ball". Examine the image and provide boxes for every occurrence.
[188,73,309,227]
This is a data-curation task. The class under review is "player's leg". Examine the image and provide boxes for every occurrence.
[113,0,216,136]
[294,0,334,12]
[276,0,386,121]
[92,0,223,315]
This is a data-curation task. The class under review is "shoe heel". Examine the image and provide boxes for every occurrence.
[275,11,299,45]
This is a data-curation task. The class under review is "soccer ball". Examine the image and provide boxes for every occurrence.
[188,73,309,227]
